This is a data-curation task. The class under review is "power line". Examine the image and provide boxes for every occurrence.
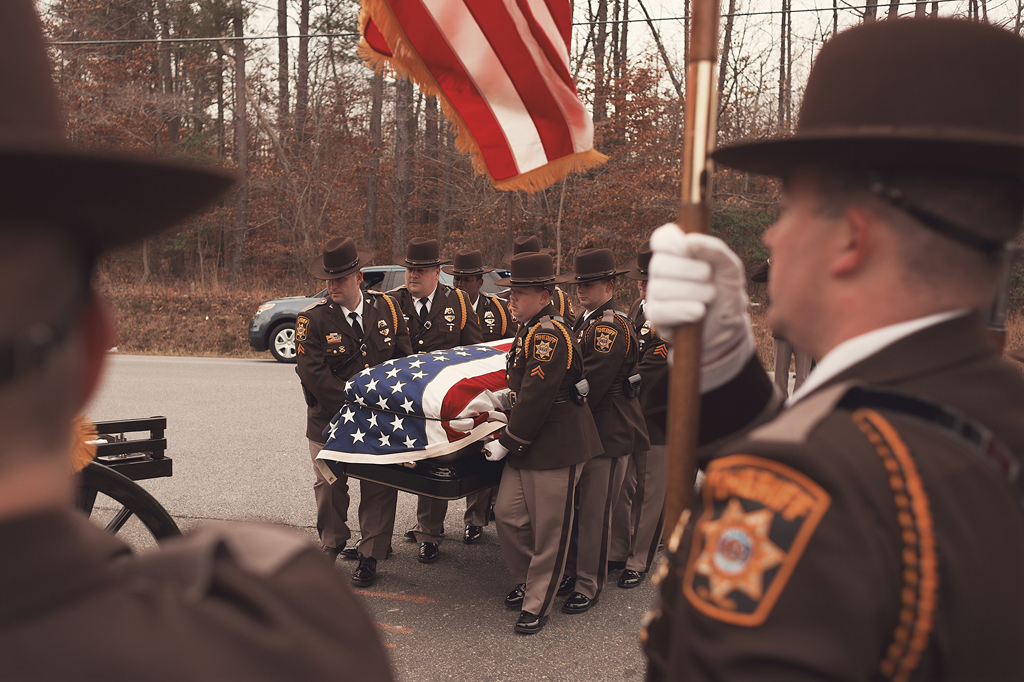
[47,0,971,47]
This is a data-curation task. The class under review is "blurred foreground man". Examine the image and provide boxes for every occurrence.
[644,19,1024,681]
[0,2,393,680]
[488,253,602,634]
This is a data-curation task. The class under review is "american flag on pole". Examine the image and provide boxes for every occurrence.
[316,340,513,465]
[359,0,607,192]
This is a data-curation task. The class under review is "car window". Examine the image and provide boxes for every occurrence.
[361,272,386,291]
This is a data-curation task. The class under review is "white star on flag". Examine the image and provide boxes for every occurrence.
[408,358,425,369]
[341,408,356,424]
[378,433,391,447]
[390,380,406,394]
[400,398,415,413]
[354,395,366,407]
[404,436,417,448]
[359,367,373,376]
[432,353,448,361]
[344,380,354,391]
[376,395,390,410]
[365,378,379,393]
[328,421,339,440]
[368,413,379,428]
[454,350,471,357]
[352,429,366,443]
[383,359,397,366]
[386,367,401,379]
[411,370,427,380]
[391,416,404,431]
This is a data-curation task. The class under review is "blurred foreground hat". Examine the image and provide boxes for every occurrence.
[567,248,629,283]
[309,237,373,280]
[0,0,233,252]
[624,241,652,281]
[395,237,450,267]
[495,253,570,286]
[713,19,1024,180]
[501,235,553,265]
[442,249,494,276]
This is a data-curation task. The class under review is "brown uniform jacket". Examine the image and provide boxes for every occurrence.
[0,509,393,681]
[630,298,669,446]
[296,291,411,441]
[499,303,603,470]
[475,292,518,342]
[391,284,482,352]
[645,313,1024,681]
[573,300,650,458]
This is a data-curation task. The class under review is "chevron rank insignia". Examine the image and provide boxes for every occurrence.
[595,326,617,353]
[683,455,831,627]
[653,344,668,359]
[530,366,546,379]
[295,316,309,342]
[533,333,556,362]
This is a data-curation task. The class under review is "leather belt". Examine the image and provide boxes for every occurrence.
[510,389,573,405]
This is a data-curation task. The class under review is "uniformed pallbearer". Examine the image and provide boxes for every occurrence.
[295,237,412,588]
[391,237,483,563]
[644,18,1024,680]
[558,248,650,614]
[443,249,518,544]
[609,241,669,589]
[502,235,575,319]
[485,253,603,634]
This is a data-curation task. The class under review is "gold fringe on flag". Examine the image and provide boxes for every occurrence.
[70,413,98,473]
[358,0,607,194]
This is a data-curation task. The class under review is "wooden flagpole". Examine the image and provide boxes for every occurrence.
[663,0,721,544]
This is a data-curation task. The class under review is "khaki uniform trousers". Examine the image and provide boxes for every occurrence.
[308,439,351,550]
[358,480,398,560]
[565,455,630,600]
[411,496,447,544]
[464,486,497,527]
[495,463,583,618]
[609,444,666,573]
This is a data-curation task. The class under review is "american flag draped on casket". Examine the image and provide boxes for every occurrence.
[316,340,513,465]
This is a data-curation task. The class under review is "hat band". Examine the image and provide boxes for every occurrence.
[574,268,618,281]
[325,257,360,274]
[510,275,555,285]
[636,265,648,275]
[453,267,486,275]
[405,258,440,266]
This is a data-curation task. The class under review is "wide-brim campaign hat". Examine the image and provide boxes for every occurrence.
[501,235,553,265]
[566,248,629,283]
[624,241,653,281]
[712,19,1024,181]
[495,253,573,286]
[395,237,451,267]
[0,1,234,253]
[309,237,374,280]
[441,249,494,276]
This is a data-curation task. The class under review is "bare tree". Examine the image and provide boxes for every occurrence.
[294,0,310,146]
[593,0,609,123]
[393,78,414,258]
[865,0,878,21]
[277,0,289,129]
[230,0,249,279]
[366,69,383,244]
[887,0,900,19]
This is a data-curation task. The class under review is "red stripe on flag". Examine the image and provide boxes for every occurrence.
[462,0,575,162]
[542,0,572,47]
[515,0,575,93]
[395,0,520,179]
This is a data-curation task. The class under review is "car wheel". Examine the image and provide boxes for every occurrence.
[269,322,297,363]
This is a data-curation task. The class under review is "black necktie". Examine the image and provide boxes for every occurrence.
[349,312,363,339]
[418,297,430,323]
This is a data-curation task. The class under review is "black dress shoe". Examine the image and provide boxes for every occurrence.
[351,555,378,588]
[514,610,547,634]
[340,545,359,560]
[504,583,526,608]
[555,574,576,597]
[618,569,644,589]
[418,542,440,563]
[404,528,417,542]
[607,560,626,571]
[463,525,483,544]
[562,591,597,614]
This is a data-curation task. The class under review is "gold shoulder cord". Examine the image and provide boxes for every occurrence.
[455,288,468,330]
[550,319,573,369]
[851,409,938,682]
[612,312,632,354]
[494,297,508,335]
[380,292,400,330]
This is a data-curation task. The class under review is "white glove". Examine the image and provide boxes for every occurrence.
[646,224,754,392]
[484,440,509,461]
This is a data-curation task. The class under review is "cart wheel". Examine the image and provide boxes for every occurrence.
[76,462,181,542]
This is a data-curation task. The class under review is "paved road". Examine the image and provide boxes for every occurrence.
[88,354,655,682]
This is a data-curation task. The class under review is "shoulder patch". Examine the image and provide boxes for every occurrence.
[683,454,831,627]
[295,315,309,342]
[594,325,618,353]
[533,332,558,362]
